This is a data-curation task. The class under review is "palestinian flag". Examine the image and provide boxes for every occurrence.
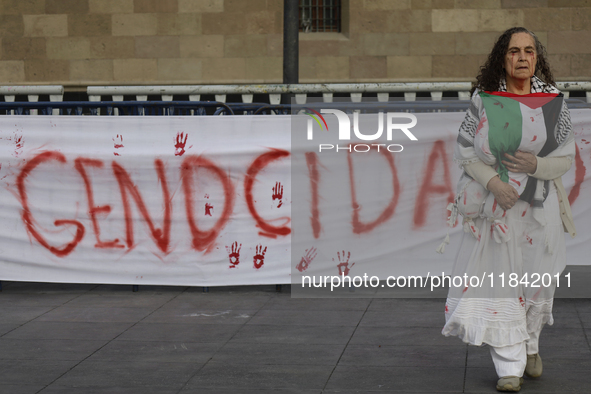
[477,91,563,203]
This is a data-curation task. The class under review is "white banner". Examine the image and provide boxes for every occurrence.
[0,112,589,286]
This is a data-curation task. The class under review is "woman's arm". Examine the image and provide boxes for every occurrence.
[529,156,572,180]
[502,153,572,180]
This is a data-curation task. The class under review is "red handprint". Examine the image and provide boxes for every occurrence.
[205,203,214,216]
[334,250,354,276]
[225,241,241,268]
[253,244,267,269]
[113,134,124,156]
[272,181,283,208]
[296,247,317,272]
[175,132,188,156]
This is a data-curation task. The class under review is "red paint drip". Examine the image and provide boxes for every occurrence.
[258,231,278,239]
[568,143,586,206]
[205,203,213,216]
[305,152,321,239]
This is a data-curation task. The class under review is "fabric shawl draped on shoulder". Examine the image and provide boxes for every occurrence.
[454,77,575,227]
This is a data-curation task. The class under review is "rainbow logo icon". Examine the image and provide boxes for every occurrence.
[303,107,328,131]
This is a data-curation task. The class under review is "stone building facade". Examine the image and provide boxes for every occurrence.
[0,0,589,88]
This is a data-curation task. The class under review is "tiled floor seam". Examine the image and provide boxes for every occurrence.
[575,303,591,352]
[33,286,191,394]
[174,291,277,394]
[320,298,374,393]
[0,284,101,340]
[462,343,469,393]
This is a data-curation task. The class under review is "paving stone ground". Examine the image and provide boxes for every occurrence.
[1,280,590,393]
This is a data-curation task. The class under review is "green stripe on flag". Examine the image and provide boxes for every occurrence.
[480,92,523,183]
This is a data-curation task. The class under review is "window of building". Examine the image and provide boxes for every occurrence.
[299,0,342,33]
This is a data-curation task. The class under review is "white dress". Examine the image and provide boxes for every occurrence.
[442,79,573,348]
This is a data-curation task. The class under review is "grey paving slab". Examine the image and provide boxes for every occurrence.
[0,292,81,307]
[465,366,591,393]
[63,292,178,308]
[539,327,589,348]
[581,329,591,349]
[518,368,591,392]
[367,298,446,313]
[34,306,155,323]
[142,307,257,324]
[350,326,456,346]
[0,385,46,394]
[90,284,187,294]
[209,342,344,365]
[3,321,134,341]
[359,311,445,328]
[183,390,321,394]
[1,281,97,293]
[0,359,79,385]
[323,391,461,394]
[115,322,240,343]
[324,366,465,392]
[536,345,591,370]
[338,344,466,367]
[246,309,365,326]
[183,363,334,390]
[466,345,494,369]
[573,299,591,313]
[52,360,199,389]
[229,324,356,345]
[0,306,55,323]
[173,292,273,308]
[0,322,21,336]
[550,312,583,329]
[576,312,591,329]
[0,338,107,361]
[183,284,279,294]
[261,297,371,311]
[551,298,578,312]
[39,387,179,394]
[88,340,222,363]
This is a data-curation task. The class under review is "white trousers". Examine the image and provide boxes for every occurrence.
[489,326,542,377]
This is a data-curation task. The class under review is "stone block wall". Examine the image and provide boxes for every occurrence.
[0,0,588,86]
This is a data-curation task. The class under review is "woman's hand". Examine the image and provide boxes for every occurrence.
[487,176,519,210]
[502,151,538,174]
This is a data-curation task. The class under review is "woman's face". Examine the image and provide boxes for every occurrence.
[504,32,537,82]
